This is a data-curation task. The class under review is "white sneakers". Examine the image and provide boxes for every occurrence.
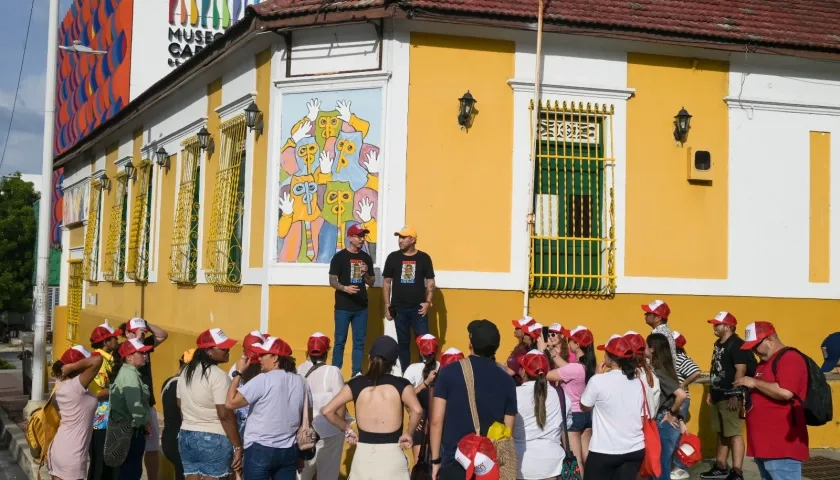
[671,469,690,479]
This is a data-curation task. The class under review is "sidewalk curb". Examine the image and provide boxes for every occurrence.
[0,408,46,479]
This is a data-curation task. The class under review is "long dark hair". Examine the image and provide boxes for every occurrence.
[577,343,597,382]
[184,348,217,386]
[276,355,297,373]
[607,352,638,381]
[532,371,549,430]
[109,354,127,383]
[421,353,437,385]
[647,333,679,381]
[365,355,396,384]
[241,363,261,383]
[51,361,65,378]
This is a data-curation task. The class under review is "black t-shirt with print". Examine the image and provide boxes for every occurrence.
[709,334,756,402]
[382,251,435,308]
[329,249,374,312]
[139,335,157,407]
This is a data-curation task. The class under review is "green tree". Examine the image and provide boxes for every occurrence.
[0,173,38,313]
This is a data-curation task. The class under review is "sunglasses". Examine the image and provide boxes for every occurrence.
[548,332,558,337]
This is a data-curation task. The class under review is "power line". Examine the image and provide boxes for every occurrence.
[0,0,37,173]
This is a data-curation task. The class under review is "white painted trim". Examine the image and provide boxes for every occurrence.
[216,91,257,119]
[618,276,840,300]
[91,169,107,180]
[115,155,133,169]
[144,117,209,155]
[723,96,840,116]
[195,147,208,285]
[508,79,635,100]
[273,71,392,89]
[260,45,280,333]
[61,175,90,192]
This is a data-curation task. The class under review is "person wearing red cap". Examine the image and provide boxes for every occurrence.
[579,334,645,479]
[642,300,678,363]
[178,328,243,479]
[47,346,103,480]
[383,226,436,374]
[86,322,123,480]
[328,223,375,377]
[504,317,537,386]
[403,334,441,461]
[670,331,701,480]
[226,336,312,478]
[703,312,756,480]
[108,338,155,479]
[297,333,349,480]
[733,322,810,480]
[227,331,267,441]
[439,347,466,369]
[645,333,688,480]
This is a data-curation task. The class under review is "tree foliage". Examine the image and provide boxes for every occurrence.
[0,173,39,313]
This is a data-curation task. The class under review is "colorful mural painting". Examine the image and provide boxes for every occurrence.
[277,88,383,264]
[55,0,134,155]
[63,182,89,226]
[51,168,65,247]
[166,0,257,68]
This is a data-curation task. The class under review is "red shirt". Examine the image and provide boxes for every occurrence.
[745,349,810,461]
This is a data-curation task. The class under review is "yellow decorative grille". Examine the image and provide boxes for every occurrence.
[126,161,154,283]
[206,115,247,288]
[169,138,201,285]
[82,180,103,282]
[67,259,83,345]
[102,173,129,283]
[529,101,616,295]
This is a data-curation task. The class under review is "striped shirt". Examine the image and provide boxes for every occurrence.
[675,352,701,399]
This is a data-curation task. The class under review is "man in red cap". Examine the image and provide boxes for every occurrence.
[87,322,123,480]
[734,322,809,480]
[702,312,756,480]
[328,224,375,377]
[642,300,678,362]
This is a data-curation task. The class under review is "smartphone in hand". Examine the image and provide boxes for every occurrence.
[542,326,550,342]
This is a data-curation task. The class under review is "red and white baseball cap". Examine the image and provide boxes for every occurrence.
[307,332,331,356]
[416,334,439,357]
[118,338,153,359]
[347,224,370,237]
[567,325,594,348]
[672,331,687,349]
[59,345,97,365]
[642,300,670,319]
[707,311,737,327]
[525,323,544,340]
[675,432,703,467]
[126,318,148,333]
[597,334,634,359]
[741,321,776,350]
[440,348,465,368]
[512,316,536,330]
[521,350,550,377]
[622,330,647,355]
[548,323,570,337]
[242,331,267,364]
[252,336,293,357]
[90,323,122,343]
[196,328,237,349]
[455,433,499,479]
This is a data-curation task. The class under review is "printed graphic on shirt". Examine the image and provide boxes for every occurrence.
[400,261,416,284]
[710,344,725,389]
[350,259,365,284]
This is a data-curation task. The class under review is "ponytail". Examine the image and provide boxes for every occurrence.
[533,373,548,430]
[421,353,437,385]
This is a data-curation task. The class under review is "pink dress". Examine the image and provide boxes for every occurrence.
[48,376,98,479]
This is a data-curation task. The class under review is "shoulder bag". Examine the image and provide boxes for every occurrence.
[296,377,320,460]
[638,377,662,478]
[557,390,582,480]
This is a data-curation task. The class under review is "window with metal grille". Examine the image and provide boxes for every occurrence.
[206,115,247,289]
[126,161,154,283]
[102,173,129,282]
[67,259,83,344]
[169,138,201,285]
[529,101,616,295]
[83,180,103,282]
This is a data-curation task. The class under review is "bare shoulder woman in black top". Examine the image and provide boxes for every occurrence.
[322,336,423,479]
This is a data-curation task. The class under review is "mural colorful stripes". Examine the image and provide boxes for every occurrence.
[168,0,256,29]
[51,168,65,247]
[54,0,133,155]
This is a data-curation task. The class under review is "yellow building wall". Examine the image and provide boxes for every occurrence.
[405,33,514,273]
[625,54,729,279]
[249,48,271,268]
[810,131,831,283]
[68,225,84,249]
[201,79,223,270]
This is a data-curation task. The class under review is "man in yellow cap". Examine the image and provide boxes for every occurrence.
[383,226,436,373]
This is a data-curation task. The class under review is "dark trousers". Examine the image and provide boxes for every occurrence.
[395,306,429,373]
[584,449,646,480]
[244,443,298,480]
[332,308,368,375]
[161,432,185,480]
[87,428,119,480]
[120,430,147,480]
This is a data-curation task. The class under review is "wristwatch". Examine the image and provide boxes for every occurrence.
[231,371,241,378]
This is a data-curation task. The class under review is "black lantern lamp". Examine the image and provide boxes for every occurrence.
[155,146,170,170]
[673,107,692,142]
[125,162,137,181]
[244,101,263,134]
[196,126,212,151]
[100,175,112,192]
[458,91,477,128]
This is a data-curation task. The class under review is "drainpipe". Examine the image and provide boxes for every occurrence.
[524,0,544,317]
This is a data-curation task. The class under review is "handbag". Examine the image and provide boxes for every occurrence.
[296,378,319,460]
[638,378,662,478]
[557,390,582,480]
[103,419,135,467]
[410,385,433,480]
[460,358,518,480]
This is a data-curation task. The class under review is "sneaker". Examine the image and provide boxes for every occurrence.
[725,471,744,480]
[671,468,690,479]
[353,372,362,377]
[699,466,730,479]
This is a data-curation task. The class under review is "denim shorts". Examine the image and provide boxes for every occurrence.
[568,411,593,432]
[178,429,233,478]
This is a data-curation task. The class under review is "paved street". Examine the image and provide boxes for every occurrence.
[0,444,26,480]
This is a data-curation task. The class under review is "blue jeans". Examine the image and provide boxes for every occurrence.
[244,443,298,480]
[395,306,429,373]
[655,410,681,480]
[755,458,802,480]
[332,309,368,375]
[119,429,146,480]
[673,397,691,470]
[178,429,234,478]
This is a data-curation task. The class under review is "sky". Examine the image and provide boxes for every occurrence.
[0,0,73,176]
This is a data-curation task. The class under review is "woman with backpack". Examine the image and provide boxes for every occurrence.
[48,345,103,480]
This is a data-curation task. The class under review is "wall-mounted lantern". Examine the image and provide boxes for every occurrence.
[125,162,137,182]
[244,101,263,134]
[196,126,213,153]
[673,107,692,142]
[155,147,170,170]
[100,175,112,192]
[458,91,477,128]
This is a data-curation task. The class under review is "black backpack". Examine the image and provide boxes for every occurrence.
[771,347,833,426]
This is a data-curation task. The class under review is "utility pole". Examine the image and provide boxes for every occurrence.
[29,0,60,405]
